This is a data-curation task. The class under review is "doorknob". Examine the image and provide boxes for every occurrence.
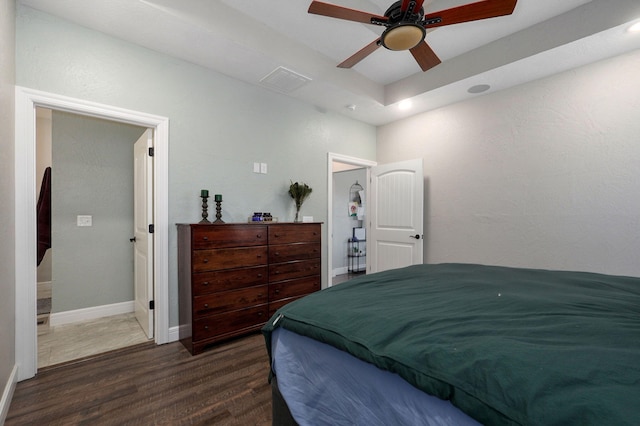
[410,234,421,240]
[129,236,136,242]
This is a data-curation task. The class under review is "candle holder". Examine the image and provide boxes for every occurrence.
[213,199,225,223]
[199,195,211,224]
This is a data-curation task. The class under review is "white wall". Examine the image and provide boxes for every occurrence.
[15,5,376,326]
[0,0,16,417]
[378,50,640,277]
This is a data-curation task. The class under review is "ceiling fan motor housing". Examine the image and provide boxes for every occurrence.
[379,1,426,51]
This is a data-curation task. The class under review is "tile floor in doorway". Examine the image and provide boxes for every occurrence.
[38,313,150,368]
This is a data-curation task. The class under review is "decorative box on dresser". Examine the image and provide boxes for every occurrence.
[178,222,321,355]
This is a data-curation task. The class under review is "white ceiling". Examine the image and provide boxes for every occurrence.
[18,0,640,125]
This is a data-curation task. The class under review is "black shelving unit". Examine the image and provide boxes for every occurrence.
[348,238,366,273]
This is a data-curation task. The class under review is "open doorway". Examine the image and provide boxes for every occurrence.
[35,108,151,368]
[15,87,170,381]
[327,153,376,287]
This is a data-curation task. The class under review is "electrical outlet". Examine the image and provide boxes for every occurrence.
[77,215,92,227]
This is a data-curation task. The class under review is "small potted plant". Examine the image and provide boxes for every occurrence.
[288,181,312,222]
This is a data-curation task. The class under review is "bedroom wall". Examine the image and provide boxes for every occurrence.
[377,50,640,277]
[15,5,377,327]
[0,0,16,416]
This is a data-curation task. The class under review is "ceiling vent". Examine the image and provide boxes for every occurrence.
[260,66,312,93]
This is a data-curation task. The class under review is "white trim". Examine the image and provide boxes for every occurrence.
[0,365,18,425]
[172,325,187,343]
[333,266,349,277]
[50,301,134,327]
[327,153,376,287]
[15,87,171,381]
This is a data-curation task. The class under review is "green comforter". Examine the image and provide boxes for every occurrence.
[262,263,640,425]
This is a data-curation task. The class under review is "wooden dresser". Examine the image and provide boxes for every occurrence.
[178,222,321,355]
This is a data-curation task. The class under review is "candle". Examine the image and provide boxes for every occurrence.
[201,189,209,197]
[214,194,222,202]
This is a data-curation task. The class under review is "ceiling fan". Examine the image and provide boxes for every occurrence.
[308,0,518,71]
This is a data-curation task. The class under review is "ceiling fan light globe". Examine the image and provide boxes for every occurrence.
[381,24,425,51]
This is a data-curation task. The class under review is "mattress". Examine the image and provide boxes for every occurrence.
[263,263,640,425]
[271,326,481,425]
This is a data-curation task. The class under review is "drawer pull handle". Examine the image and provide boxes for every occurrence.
[203,282,209,286]
[257,274,263,278]
[204,325,209,330]
[258,294,263,298]
[203,236,209,241]
[257,234,262,238]
[275,252,280,256]
[275,289,280,294]
[204,304,209,308]
[203,259,209,263]
[257,312,263,317]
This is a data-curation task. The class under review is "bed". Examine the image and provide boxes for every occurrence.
[262,263,640,425]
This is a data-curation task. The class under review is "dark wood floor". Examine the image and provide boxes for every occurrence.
[6,333,272,425]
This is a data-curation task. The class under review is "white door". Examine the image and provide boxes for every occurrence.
[369,159,424,273]
[133,129,154,338]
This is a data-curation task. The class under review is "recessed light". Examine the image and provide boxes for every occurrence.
[468,84,491,94]
[346,104,356,111]
[628,21,640,32]
[398,99,412,110]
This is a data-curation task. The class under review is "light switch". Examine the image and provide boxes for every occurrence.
[253,162,260,173]
[260,163,268,174]
[77,215,92,227]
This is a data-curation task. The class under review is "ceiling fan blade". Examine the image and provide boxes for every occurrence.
[308,1,387,25]
[338,38,381,69]
[424,0,517,28]
[410,41,441,71]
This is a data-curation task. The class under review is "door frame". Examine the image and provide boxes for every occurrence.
[15,87,170,381]
[327,153,376,287]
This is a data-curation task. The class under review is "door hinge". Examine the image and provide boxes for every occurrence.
[148,147,154,157]
[149,224,155,233]
[149,300,155,310]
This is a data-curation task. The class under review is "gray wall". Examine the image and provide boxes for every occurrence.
[51,111,146,312]
[16,5,377,327]
[0,0,16,408]
[378,50,640,277]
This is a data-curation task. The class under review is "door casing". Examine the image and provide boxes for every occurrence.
[15,87,170,381]
[327,153,376,287]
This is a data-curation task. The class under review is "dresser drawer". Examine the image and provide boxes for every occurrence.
[269,242,320,263]
[193,266,268,295]
[269,276,320,301]
[268,223,320,244]
[192,225,267,249]
[193,285,267,316]
[193,304,268,341]
[269,258,321,282]
[192,246,267,272]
